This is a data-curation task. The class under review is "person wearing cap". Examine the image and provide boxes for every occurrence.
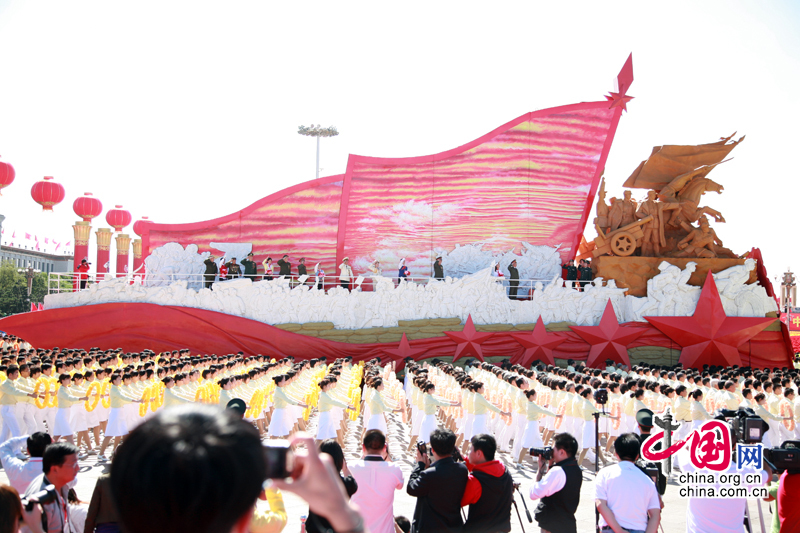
[339,257,353,290]
[297,257,307,279]
[225,257,242,279]
[203,254,218,288]
[508,259,520,299]
[240,252,257,282]
[634,408,667,496]
[433,257,444,280]
[77,259,91,290]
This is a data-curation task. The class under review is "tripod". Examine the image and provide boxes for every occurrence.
[512,482,533,533]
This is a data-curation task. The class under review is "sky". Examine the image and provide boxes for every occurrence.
[0,1,798,284]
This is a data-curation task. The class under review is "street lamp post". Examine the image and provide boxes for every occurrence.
[298,124,339,180]
[17,264,40,311]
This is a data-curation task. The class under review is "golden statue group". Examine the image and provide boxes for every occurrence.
[589,133,744,260]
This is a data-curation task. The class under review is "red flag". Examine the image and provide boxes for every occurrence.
[34,235,38,242]
[11,231,15,238]
[55,242,60,251]
[66,241,71,247]
[24,233,31,240]
[44,237,49,244]
[37,303,44,311]
[30,302,36,312]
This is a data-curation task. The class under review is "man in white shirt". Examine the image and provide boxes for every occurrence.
[595,433,660,533]
[349,430,404,533]
[0,432,52,493]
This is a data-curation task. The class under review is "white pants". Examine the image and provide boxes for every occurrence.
[0,404,22,440]
[17,403,38,434]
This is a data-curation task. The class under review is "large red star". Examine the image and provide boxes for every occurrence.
[646,271,775,369]
[384,333,427,366]
[570,300,648,368]
[443,315,494,363]
[510,316,565,367]
[605,91,634,112]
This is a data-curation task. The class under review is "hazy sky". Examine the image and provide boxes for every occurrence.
[0,1,798,282]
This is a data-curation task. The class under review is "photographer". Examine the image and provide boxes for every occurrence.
[407,428,468,533]
[634,409,666,496]
[594,433,660,533]
[0,484,46,533]
[460,434,513,533]
[528,433,582,533]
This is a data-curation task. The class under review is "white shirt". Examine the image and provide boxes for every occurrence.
[529,465,566,500]
[349,457,404,533]
[594,461,660,531]
[0,436,44,493]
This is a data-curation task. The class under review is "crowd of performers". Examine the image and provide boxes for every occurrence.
[2,343,800,467]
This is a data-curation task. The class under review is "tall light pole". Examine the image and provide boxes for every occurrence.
[298,124,339,180]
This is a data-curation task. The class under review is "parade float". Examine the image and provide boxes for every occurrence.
[0,55,791,369]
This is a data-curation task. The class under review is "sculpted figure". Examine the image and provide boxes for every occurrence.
[636,191,679,257]
[620,190,638,228]
[675,217,733,258]
[594,178,610,234]
[608,197,624,232]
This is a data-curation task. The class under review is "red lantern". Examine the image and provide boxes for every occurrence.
[31,176,65,212]
[73,192,103,222]
[106,205,132,232]
[0,156,15,195]
[133,216,150,237]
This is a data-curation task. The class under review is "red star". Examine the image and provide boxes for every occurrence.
[443,315,494,363]
[605,91,634,112]
[510,316,566,367]
[384,333,427,365]
[570,300,648,368]
[646,271,775,369]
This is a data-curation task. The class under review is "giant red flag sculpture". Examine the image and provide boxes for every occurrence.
[646,271,775,369]
[31,176,65,212]
[510,316,565,367]
[443,315,494,363]
[570,300,648,368]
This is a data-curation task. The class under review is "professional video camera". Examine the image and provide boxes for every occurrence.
[717,408,768,444]
[20,485,57,512]
[764,441,800,474]
[529,447,553,461]
[593,388,608,406]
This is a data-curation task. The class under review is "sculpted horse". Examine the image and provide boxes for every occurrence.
[658,174,725,229]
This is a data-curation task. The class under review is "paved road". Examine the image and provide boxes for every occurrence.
[1,411,773,533]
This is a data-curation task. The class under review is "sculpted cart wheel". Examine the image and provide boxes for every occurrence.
[611,231,636,256]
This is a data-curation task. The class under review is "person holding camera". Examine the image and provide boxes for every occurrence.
[528,432,582,533]
[0,484,46,533]
[349,430,405,533]
[21,442,81,533]
[594,433,660,533]
[407,428,468,533]
[460,434,513,533]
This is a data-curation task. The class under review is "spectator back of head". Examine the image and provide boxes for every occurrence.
[110,405,266,533]
[614,433,641,462]
[429,428,457,457]
[319,439,345,472]
[27,432,52,458]
[363,429,386,454]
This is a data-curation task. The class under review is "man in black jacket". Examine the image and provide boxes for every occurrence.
[507,260,519,300]
[203,255,218,288]
[461,434,513,533]
[240,252,257,282]
[278,254,292,277]
[562,261,578,288]
[407,428,468,533]
[433,257,444,280]
[529,432,582,533]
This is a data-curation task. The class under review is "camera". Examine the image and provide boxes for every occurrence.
[718,408,768,444]
[417,441,430,457]
[263,440,293,479]
[764,441,800,474]
[529,447,553,461]
[594,388,608,406]
[20,485,57,511]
